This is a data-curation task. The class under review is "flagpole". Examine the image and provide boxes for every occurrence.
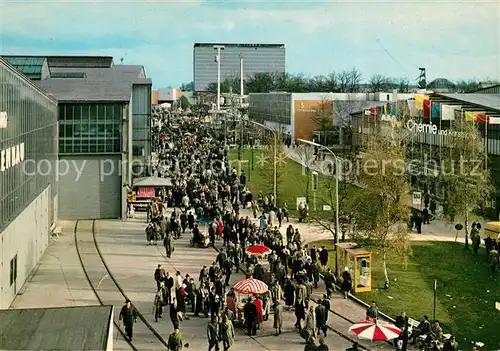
[485,117,488,171]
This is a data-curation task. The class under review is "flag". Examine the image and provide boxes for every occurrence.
[391,102,397,117]
[415,94,429,110]
[489,116,500,124]
[423,99,431,118]
[365,107,377,116]
[465,111,486,122]
[441,104,461,121]
[431,102,440,119]
[407,99,417,116]
[383,104,387,115]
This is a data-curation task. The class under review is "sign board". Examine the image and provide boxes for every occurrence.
[127,191,136,202]
[323,205,332,211]
[0,112,7,128]
[312,171,319,192]
[296,197,307,210]
[412,191,422,206]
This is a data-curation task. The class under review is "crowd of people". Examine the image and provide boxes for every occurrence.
[133,114,344,350]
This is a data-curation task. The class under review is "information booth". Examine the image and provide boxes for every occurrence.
[336,243,372,293]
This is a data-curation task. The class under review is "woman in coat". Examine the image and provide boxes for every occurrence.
[220,314,235,351]
[341,267,352,299]
[284,280,295,310]
[207,316,219,351]
[273,300,283,336]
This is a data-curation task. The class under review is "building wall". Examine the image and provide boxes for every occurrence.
[131,84,152,177]
[194,43,286,92]
[293,100,333,141]
[0,186,51,309]
[151,90,159,105]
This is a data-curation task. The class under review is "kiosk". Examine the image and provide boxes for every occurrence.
[336,243,372,293]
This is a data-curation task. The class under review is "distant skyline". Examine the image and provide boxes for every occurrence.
[1,0,499,88]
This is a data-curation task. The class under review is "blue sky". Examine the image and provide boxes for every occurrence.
[1,0,499,88]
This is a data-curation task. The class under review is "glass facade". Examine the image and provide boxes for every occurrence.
[193,44,286,92]
[58,103,123,154]
[131,84,152,158]
[0,61,58,232]
[249,93,292,126]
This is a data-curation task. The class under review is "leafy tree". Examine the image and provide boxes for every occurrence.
[312,98,335,133]
[440,120,494,249]
[178,95,190,109]
[180,81,194,91]
[357,132,412,287]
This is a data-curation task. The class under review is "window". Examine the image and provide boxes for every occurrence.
[10,255,17,286]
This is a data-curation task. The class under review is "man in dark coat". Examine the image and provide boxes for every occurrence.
[154,264,165,291]
[319,246,328,268]
[163,272,174,304]
[321,294,330,324]
[315,299,328,337]
[119,299,137,341]
[243,298,258,336]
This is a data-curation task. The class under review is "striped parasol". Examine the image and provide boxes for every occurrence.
[349,320,400,341]
[233,278,268,294]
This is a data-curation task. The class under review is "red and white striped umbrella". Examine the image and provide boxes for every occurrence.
[246,244,271,256]
[233,278,268,294]
[349,321,400,341]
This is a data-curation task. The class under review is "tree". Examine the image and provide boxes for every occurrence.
[357,132,412,287]
[178,95,190,109]
[397,77,410,93]
[180,81,194,91]
[368,74,391,92]
[454,79,481,93]
[295,144,316,203]
[258,134,287,202]
[440,120,494,249]
[312,98,335,134]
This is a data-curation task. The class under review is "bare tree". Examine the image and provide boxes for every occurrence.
[295,144,317,203]
[346,68,362,92]
[368,74,391,92]
[332,93,367,128]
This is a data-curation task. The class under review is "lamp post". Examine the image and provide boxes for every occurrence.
[297,138,341,245]
[213,45,225,110]
[248,120,277,207]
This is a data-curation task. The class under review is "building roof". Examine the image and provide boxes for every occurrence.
[427,78,456,89]
[436,93,500,112]
[194,42,285,48]
[36,65,151,102]
[2,55,113,68]
[0,306,112,350]
[1,56,46,78]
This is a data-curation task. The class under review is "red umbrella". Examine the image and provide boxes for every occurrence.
[246,244,271,255]
[233,278,268,294]
[349,321,400,341]
[160,135,169,140]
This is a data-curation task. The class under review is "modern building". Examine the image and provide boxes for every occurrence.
[2,55,153,220]
[351,93,500,219]
[193,43,286,92]
[248,92,415,144]
[0,57,58,309]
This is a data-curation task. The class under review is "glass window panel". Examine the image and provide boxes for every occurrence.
[89,143,98,153]
[97,104,106,120]
[73,105,82,120]
[80,105,88,120]
[65,105,73,120]
[114,105,122,121]
[89,105,98,121]
[97,124,106,137]
[106,104,115,120]
[64,124,73,138]
[81,141,90,153]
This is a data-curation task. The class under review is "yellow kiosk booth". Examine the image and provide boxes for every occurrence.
[485,222,500,239]
[336,243,372,293]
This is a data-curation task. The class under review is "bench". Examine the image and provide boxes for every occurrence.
[50,223,62,238]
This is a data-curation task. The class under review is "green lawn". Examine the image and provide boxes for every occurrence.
[313,240,500,348]
[228,148,359,216]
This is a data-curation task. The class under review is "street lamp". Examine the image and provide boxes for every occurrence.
[297,138,341,245]
[213,45,225,110]
[248,120,277,208]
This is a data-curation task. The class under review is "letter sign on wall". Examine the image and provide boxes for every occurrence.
[0,112,7,128]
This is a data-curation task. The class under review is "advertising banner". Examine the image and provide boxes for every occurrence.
[294,100,333,140]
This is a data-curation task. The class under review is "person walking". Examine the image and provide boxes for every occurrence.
[207,316,220,351]
[153,284,165,322]
[219,313,235,351]
[164,232,174,258]
[119,299,137,342]
[170,297,180,329]
[167,327,183,351]
[341,267,352,299]
[273,300,283,336]
[315,298,327,337]
[154,264,165,291]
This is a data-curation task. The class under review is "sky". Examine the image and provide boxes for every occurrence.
[1,0,499,88]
